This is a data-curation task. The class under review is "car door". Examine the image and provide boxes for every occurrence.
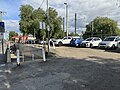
[115,37,120,47]
[92,38,101,46]
[63,37,71,44]
[118,37,120,48]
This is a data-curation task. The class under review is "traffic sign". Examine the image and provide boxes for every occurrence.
[0,22,5,33]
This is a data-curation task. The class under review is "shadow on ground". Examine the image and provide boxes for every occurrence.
[105,48,120,53]
[0,54,6,63]
[2,53,119,90]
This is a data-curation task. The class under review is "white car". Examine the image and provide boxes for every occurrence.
[52,36,80,46]
[82,37,102,47]
[99,36,120,49]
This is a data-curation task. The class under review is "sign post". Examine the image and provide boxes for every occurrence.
[0,22,5,54]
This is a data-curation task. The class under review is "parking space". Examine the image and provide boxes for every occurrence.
[50,46,120,60]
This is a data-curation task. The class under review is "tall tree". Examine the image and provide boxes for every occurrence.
[49,7,64,38]
[19,5,64,39]
[19,5,33,35]
[31,8,45,39]
[83,17,120,39]
[9,31,18,40]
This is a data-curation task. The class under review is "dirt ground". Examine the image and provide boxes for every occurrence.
[50,46,120,60]
[0,46,120,90]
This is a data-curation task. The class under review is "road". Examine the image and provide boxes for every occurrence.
[0,46,120,90]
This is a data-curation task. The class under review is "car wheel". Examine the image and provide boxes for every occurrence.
[58,42,62,46]
[90,44,93,48]
[111,44,115,49]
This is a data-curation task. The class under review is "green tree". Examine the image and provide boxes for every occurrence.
[9,31,18,40]
[49,7,64,39]
[83,17,120,39]
[32,8,45,39]
[69,32,79,36]
[19,5,64,39]
[19,5,34,35]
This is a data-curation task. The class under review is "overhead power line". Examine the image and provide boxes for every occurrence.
[40,0,45,8]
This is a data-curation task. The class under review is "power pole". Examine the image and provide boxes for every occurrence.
[0,11,5,54]
[63,17,65,32]
[64,3,68,38]
[91,21,94,37]
[0,11,2,21]
[46,0,50,55]
[75,13,77,35]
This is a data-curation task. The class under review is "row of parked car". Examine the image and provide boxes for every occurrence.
[52,36,120,49]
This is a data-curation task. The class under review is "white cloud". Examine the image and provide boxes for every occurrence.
[21,0,120,34]
[3,20,19,32]
[2,20,20,39]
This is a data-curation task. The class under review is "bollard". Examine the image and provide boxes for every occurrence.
[42,48,46,62]
[32,54,34,61]
[8,43,10,49]
[52,41,55,49]
[22,53,24,62]
[17,49,20,66]
[7,49,11,63]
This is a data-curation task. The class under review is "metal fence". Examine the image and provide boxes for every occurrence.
[16,43,45,62]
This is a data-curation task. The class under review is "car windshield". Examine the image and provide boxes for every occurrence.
[72,38,76,41]
[103,37,115,41]
[85,38,92,41]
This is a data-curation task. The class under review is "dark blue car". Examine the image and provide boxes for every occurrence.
[70,37,83,47]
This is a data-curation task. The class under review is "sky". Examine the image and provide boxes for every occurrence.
[1,0,120,36]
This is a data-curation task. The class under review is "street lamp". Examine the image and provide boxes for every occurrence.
[64,2,68,38]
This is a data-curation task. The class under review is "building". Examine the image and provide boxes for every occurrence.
[12,35,36,43]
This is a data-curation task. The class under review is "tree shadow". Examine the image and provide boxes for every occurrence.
[7,54,120,90]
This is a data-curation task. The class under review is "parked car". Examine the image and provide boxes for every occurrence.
[99,36,120,49]
[70,37,83,47]
[81,37,102,48]
[25,40,35,44]
[52,36,72,46]
[34,39,47,44]
[52,36,81,46]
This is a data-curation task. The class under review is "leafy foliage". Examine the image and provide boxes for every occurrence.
[83,17,120,39]
[69,32,79,36]
[9,31,18,40]
[19,5,64,39]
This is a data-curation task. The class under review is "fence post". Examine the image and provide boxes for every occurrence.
[17,49,20,66]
